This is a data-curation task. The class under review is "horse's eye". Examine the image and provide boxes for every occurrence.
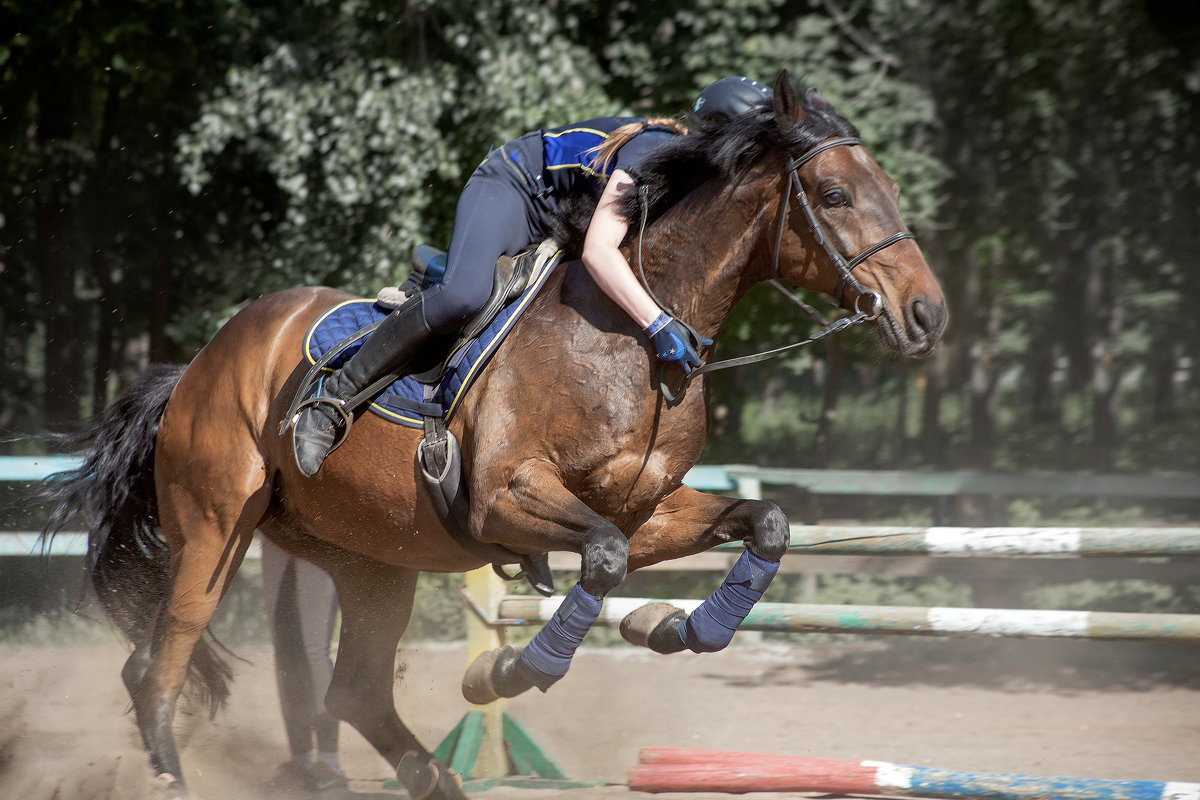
[824,188,848,207]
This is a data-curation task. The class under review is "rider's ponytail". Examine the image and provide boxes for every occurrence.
[588,118,687,178]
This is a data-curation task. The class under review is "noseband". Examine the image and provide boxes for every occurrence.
[640,136,917,401]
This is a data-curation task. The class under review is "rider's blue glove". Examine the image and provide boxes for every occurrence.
[644,312,712,375]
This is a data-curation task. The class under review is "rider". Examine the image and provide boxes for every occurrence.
[292,76,774,477]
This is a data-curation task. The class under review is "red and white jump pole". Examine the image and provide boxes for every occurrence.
[627,748,1200,800]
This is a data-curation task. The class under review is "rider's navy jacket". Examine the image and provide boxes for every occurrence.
[539,116,677,198]
[497,117,678,220]
[419,116,678,334]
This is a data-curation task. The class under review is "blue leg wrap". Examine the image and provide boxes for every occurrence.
[679,549,779,653]
[515,582,603,691]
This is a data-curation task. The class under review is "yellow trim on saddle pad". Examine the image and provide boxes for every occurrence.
[301,249,563,428]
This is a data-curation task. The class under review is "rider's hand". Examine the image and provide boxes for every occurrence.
[644,312,712,375]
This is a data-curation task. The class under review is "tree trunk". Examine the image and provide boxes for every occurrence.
[90,249,117,417]
[36,202,81,432]
[1089,242,1121,471]
[967,245,1005,469]
[34,21,84,433]
[149,253,172,364]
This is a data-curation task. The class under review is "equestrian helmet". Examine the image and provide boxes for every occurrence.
[692,76,772,122]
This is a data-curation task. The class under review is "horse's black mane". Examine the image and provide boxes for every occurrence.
[623,87,859,227]
[549,86,859,253]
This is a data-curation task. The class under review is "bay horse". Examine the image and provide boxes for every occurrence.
[41,72,946,798]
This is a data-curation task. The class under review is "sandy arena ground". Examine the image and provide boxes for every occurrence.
[2,635,1198,800]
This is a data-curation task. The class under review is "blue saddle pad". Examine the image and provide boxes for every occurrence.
[303,250,562,428]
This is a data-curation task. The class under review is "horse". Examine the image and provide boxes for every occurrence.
[40,71,946,799]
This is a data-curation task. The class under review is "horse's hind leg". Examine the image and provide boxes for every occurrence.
[127,439,270,792]
[134,508,264,791]
[318,555,467,800]
[124,508,263,792]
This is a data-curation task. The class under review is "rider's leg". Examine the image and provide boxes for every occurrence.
[293,294,436,476]
[435,150,542,331]
[292,145,542,474]
[292,148,542,477]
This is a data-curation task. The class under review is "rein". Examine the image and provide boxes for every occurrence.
[639,136,914,401]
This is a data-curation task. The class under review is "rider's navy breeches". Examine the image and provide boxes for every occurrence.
[422,134,550,334]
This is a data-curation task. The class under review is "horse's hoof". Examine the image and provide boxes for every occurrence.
[152,773,188,798]
[462,644,534,703]
[463,645,510,704]
[397,752,465,800]
[620,602,688,654]
[462,646,503,704]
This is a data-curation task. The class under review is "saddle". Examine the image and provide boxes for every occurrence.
[383,244,535,386]
[282,242,562,596]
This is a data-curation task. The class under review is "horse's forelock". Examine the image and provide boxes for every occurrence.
[785,105,860,154]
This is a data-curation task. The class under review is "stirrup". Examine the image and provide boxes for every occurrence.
[492,554,554,597]
[292,394,355,454]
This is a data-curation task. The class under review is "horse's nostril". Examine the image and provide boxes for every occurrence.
[909,295,946,337]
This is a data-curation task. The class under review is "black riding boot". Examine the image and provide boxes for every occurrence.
[293,294,434,477]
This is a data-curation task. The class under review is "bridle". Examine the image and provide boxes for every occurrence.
[639,135,916,401]
[773,136,914,322]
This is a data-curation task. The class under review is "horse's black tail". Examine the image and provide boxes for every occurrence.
[38,363,233,715]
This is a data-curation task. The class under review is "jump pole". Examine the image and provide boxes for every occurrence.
[627,748,1200,800]
[497,596,1200,642]
[740,525,1200,558]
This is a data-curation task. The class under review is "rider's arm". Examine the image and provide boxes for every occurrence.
[581,168,663,329]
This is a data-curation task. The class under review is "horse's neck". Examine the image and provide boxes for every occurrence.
[630,170,781,338]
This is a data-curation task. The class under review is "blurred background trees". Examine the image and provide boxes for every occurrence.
[3,0,1198,476]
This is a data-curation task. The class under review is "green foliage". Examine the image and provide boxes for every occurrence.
[3,0,1198,481]
[170,0,619,335]
[177,51,459,293]
[1024,579,1200,616]
[404,573,468,641]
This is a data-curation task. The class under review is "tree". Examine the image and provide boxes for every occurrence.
[4,0,1198,478]
[910,0,1200,472]
[0,0,246,436]
[176,0,617,309]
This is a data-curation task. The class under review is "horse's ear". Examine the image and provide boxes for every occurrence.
[806,87,835,113]
[772,69,804,129]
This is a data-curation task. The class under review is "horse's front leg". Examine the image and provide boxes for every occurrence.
[461,463,629,704]
[620,485,790,654]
